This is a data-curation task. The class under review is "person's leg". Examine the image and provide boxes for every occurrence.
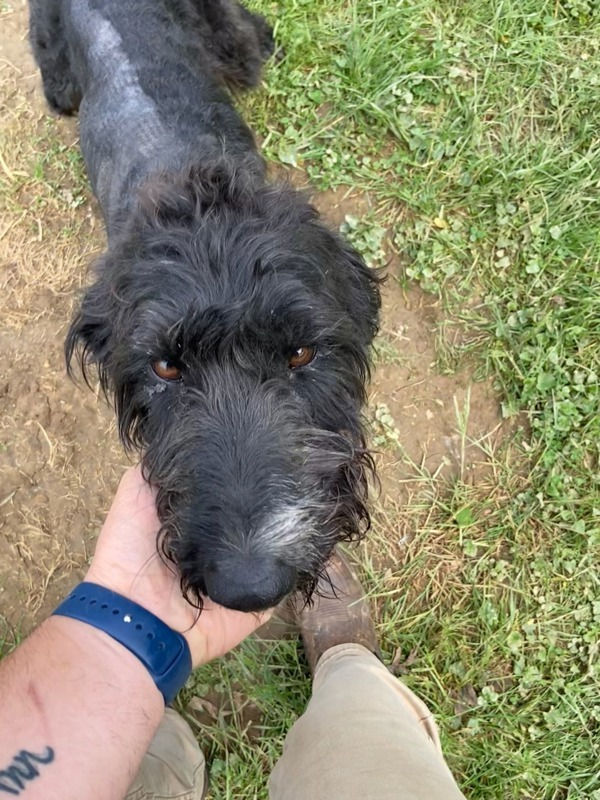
[270,551,466,800]
[126,708,207,800]
[270,643,466,800]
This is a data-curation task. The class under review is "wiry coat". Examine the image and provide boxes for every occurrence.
[29,0,381,612]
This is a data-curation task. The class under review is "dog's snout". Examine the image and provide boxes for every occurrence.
[204,556,297,612]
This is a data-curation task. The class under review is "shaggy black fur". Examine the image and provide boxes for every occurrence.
[29,0,381,612]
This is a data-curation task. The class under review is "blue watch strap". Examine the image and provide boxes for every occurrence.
[53,582,192,704]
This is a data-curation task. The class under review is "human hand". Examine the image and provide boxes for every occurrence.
[85,466,272,667]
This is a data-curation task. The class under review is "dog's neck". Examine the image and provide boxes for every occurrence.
[68,0,263,240]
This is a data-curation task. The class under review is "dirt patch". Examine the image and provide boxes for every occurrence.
[372,277,505,486]
[0,0,505,634]
[312,188,509,498]
[0,0,126,631]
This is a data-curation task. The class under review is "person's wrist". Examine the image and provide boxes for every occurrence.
[46,613,164,706]
[83,565,209,666]
[53,582,194,703]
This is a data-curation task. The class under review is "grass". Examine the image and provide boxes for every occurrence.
[0,65,121,623]
[1,1,598,797]
[180,640,311,797]
[0,622,20,655]
[185,432,599,800]
[0,75,94,328]
[184,1,600,797]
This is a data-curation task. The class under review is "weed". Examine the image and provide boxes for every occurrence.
[371,402,402,450]
[339,213,387,268]
[372,336,405,366]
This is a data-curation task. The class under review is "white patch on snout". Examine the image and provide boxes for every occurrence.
[254,504,317,556]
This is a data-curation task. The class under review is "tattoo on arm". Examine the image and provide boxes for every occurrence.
[0,749,55,796]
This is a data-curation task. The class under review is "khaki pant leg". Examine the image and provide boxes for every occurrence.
[270,644,467,800]
[125,708,207,800]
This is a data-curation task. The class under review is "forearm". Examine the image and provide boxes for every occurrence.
[0,615,164,800]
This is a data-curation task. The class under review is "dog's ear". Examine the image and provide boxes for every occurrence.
[65,253,147,451]
[300,213,382,348]
[65,255,114,393]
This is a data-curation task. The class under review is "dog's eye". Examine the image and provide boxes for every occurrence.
[152,359,182,381]
[289,346,316,369]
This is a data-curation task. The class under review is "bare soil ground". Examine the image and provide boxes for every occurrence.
[0,0,504,633]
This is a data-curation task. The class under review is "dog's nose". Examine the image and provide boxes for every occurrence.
[204,556,297,612]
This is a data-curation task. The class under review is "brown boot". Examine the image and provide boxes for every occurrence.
[293,548,381,673]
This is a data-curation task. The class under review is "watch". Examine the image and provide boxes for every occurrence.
[53,581,192,704]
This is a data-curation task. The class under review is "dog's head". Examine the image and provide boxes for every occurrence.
[67,159,381,612]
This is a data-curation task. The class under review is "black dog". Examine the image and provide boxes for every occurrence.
[29,0,381,612]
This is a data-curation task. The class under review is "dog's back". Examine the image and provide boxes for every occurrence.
[30,0,269,235]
